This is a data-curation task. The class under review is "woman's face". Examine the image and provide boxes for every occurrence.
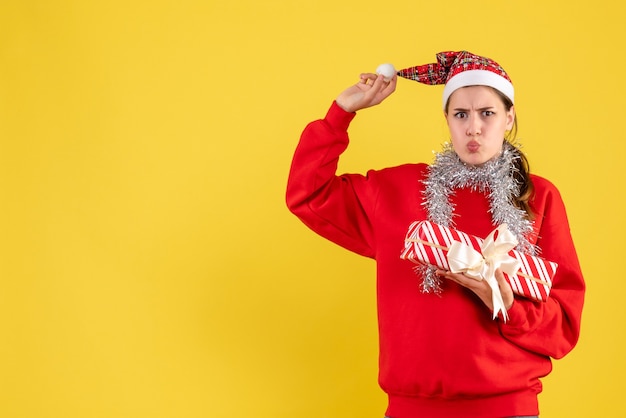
[445,86,515,166]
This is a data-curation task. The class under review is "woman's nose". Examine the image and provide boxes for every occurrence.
[466,116,481,136]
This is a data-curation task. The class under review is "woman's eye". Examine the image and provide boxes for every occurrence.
[482,110,495,117]
[454,112,467,118]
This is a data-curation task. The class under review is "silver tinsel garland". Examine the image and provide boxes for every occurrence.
[417,141,537,294]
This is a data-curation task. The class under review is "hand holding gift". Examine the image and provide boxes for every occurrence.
[401,221,558,320]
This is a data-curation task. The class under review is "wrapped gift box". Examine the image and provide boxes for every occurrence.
[400,220,556,302]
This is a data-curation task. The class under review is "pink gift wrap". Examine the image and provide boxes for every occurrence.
[400,221,557,302]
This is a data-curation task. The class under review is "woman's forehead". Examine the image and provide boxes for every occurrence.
[448,86,504,107]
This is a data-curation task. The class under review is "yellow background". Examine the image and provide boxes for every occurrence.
[0,1,623,417]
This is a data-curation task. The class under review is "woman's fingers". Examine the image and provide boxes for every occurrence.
[336,72,397,112]
[359,72,379,84]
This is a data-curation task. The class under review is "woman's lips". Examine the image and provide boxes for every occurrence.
[467,140,480,152]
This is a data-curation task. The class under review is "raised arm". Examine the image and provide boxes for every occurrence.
[285,73,397,257]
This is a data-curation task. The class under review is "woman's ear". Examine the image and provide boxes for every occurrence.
[506,105,516,130]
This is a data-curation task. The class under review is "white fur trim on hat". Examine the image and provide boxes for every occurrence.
[442,70,515,109]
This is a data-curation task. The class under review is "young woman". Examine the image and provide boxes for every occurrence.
[286,51,585,418]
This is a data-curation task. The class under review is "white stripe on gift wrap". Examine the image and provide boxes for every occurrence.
[533,258,552,295]
[511,251,532,300]
[530,276,541,301]
[404,222,430,267]
[508,272,522,295]
[423,222,448,270]
[458,230,474,249]
[531,256,551,301]
[533,258,550,300]
[535,256,555,287]
[429,223,450,269]
[518,252,543,301]
[402,222,419,261]
[441,224,456,247]
[418,220,439,265]
[415,237,429,265]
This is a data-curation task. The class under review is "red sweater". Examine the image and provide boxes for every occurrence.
[286,102,585,418]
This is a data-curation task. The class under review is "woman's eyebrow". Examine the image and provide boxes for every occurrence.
[451,106,496,112]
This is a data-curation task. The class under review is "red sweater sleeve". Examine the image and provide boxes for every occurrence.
[285,101,378,258]
[498,176,586,359]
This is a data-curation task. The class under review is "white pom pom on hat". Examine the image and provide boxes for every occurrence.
[376,63,396,81]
